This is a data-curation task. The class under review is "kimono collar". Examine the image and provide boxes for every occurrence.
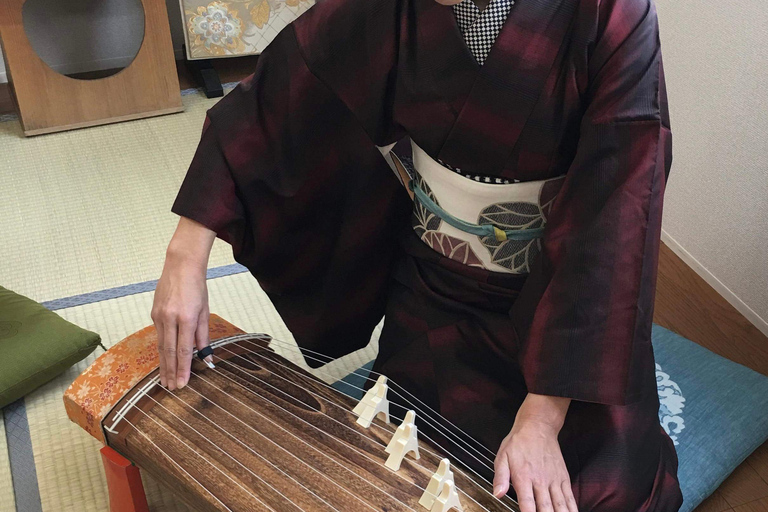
[414,0,579,176]
[452,0,516,65]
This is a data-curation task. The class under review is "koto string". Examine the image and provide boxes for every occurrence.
[175,382,455,510]
[203,333,497,472]
[223,332,499,477]
[219,345,493,484]
[265,335,499,465]
[206,347,512,512]
[241,337,498,470]
[187,368,426,512]
[212,346,517,512]
[258,334,499,460]
[213,343,518,512]
[208,346,497,512]
[207,334,516,509]
[253,334,498,464]
[185,366,470,512]
[195,334,516,509]
[164,384,394,512]
[127,403,279,512]
[174,384,419,512]
[222,343,504,490]
[144,394,340,512]
[122,416,235,512]
[159,389,345,512]
[187,365,434,512]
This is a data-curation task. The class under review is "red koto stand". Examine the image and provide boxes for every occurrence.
[100,446,150,512]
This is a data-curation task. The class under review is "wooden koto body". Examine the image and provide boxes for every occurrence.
[65,315,519,512]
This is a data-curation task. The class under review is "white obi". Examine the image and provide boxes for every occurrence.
[377,140,564,274]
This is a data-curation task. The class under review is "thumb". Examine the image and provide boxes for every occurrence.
[493,451,511,498]
[196,309,213,367]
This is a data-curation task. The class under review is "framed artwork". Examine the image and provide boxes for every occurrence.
[180,0,315,59]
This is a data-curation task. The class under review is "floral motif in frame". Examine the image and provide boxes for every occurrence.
[181,0,315,59]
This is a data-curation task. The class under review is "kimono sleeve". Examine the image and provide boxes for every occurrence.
[172,115,245,249]
[171,11,412,362]
[511,0,673,406]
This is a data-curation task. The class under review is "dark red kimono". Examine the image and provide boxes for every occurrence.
[172,0,683,509]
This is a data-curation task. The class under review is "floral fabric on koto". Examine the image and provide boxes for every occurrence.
[63,315,245,443]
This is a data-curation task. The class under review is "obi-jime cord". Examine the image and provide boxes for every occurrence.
[160,0,684,509]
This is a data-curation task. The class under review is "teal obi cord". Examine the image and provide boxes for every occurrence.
[408,179,546,242]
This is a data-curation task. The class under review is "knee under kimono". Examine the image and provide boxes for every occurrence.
[171,0,684,509]
[371,227,683,511]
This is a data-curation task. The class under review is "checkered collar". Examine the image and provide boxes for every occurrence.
[452,0,516,65]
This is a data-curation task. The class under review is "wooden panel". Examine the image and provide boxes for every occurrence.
[0,0,183,136]
[104,336,518,512]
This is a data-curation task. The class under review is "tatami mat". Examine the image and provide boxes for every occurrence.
[20,272,379,512]
[0,85,380,512]
[0,412,15,512]
[0,91,236,304]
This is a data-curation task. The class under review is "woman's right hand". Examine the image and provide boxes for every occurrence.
[151,217,217,390]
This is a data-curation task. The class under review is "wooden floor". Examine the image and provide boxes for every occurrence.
[2,58,767,511]
[655,243,768,512]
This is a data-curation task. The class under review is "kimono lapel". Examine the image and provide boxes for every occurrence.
[412,0,480,118]
[433,0,580,176]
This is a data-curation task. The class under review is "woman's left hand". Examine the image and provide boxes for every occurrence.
[493,393,578,512]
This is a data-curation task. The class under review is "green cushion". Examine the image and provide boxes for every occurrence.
[0,286,100,408]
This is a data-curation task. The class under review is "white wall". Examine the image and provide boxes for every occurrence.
[1,0,766,334]
[0,0,185,82]
[656,0,768,335]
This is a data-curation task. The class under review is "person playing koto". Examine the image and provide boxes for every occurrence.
[151,0,684,509]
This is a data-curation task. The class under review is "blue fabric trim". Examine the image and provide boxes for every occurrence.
[0,261,250,512]
[3,399,43,512]
[41,263,249,311]
[408,180,545,241]
[0,79,244,512]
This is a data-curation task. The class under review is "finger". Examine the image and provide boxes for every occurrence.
[561,479,578,512]
[164,322,178,390]
[155,318,167,387]
[176,318,196,389]
[196,309,212,367]
[511,475,535,512]
[533,481,554,511]
[493,451,510,498]
[549,482,569,512]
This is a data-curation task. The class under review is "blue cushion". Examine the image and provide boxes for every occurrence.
[331,360,374,401]
[332,325,768,512]
[651,324,768,511]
